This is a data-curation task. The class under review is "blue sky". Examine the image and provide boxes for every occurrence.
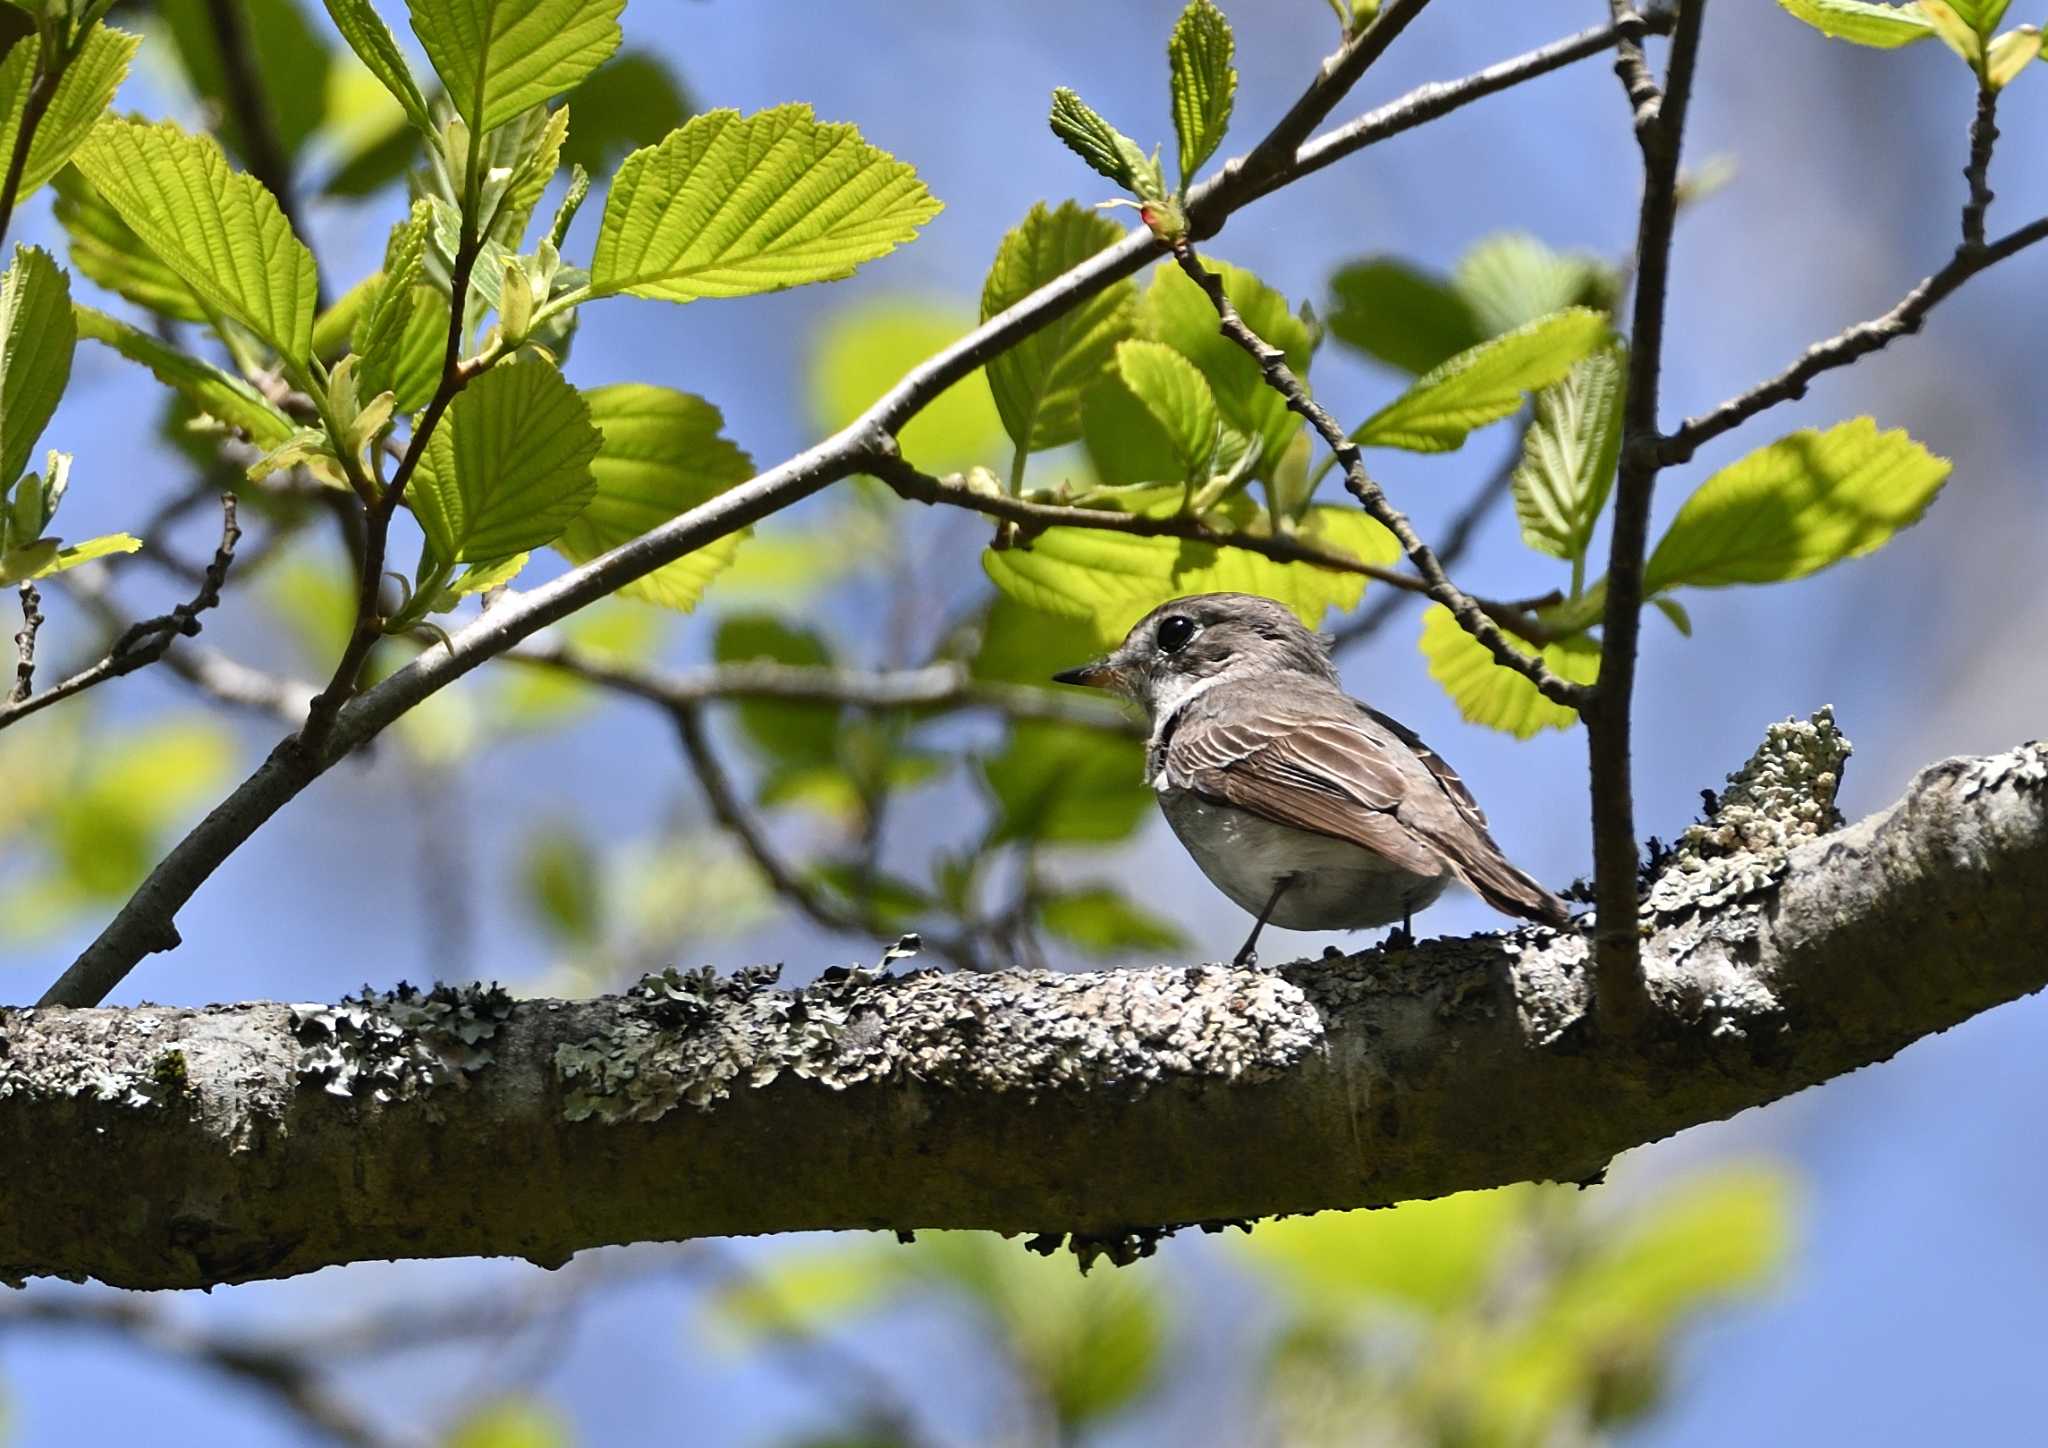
[6,1,2048,1443]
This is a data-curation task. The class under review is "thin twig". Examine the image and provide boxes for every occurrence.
[0,496,242,732]
[1328,426,1523,653]
[0,27,67,249]
[1586,0,1708,1028]
[46,14,1665,1007]
[11,581,40,701]
[1961,81,1998,251]
[1171,243,1587,707]
[669,701,988,972]
[514,639,1140,736]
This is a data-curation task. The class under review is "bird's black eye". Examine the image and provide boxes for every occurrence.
[1156,615,1197,654]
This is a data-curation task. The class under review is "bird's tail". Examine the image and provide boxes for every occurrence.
[1449,844,1572,928]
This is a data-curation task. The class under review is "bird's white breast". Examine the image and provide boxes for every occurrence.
[1157,788,1447,930]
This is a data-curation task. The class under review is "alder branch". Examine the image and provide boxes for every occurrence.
[1171,244,1587,707]
[1961,81,1998,251]
[10,581,39,701]
[0,496,243,733]
[1586,0,1707,1029]
[45,15,1677,1007]
[4,733,2043,1288]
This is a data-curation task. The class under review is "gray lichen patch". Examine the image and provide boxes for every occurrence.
[0,1007,193,1109]
[292,981,514,1103]
[559,958,1327,1125]
[1959,740,2048,799]
[1645,707,1853,919]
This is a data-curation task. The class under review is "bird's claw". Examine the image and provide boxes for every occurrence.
[1384,925,1416,951]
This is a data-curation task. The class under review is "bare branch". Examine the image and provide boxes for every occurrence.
[0,496,243,733]
[1961,81,1998,251]
[10,581,39,702]
[46,16,1701,1006]
[6,736,2045,1288]
[1171,244,1588,707]
[1586,0,1707,1030]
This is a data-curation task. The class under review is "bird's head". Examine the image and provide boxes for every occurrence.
[1051,592,1339,721]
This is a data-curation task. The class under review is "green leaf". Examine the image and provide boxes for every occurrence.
[354,203,431,397]
[1452,233,1617,338]
[1644,418,1950,592]
[520,825,601,943]
[1114,338,1219,481]
[984,501,1400,651]
[1984,23,2041,85]
[550,384,756,611]
[17,531,142,580]
[74,304,297,447]
[1512,344,1625,562]
[159,0,332,163]
[1653,596,1693,636]
[1041,885,1186,956]
[714,614,839,769]
[1418,605,1598,738]
[0,247,73,489]
[1777,0,1936,46]
[1168,0,1235,186]
[1355,308,1610,454]
[811,299,1001,473]
[984,720,1150,845]
[71,118,319,363]
[323,0,435,135]
[981,200,1136,455]
[1140,258,1311,477]
[590,104,941,304]
[1326,258,1484,376]
[409,358,600,562]
[1241,1187,1528,1316]
[443,1398,572,1448]
[558,48,691,176]
[1047,86,1162,202]
[406,0,622,134]
[52,166,206,323]
[1919,0,1983,59]
[0,25,138,204]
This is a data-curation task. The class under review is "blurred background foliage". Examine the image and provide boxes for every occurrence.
[6,0,2047,1444]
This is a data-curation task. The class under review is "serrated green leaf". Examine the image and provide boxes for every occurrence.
[1643,418,1950,592]
[407,0,622,134]
[1047,86,1161,201]
[1169,0,1235,186]
[1041,884,1186,956]
[409,358,599,561]
[1140,258,1310,477]
[981,200,1136,455]
[984,720,1150,845]
[984,501,1399,650]
[51,166,206,323]
[1777,0,1936,46]
[549,384,755,611]
[1114,338,1219,481]
[312,272,378,363]
[323,0,435,135]
[0,247,73,489]
[1452,233,1616,338]
[387,286,450,414]
[1356,308,1610,454]
[354,202,431,396]
[74,304,296,447]
[590,104,940,304]
[488,101,569,248]
[1513,345,1625,562]
[159,0,332,163]
[0,25,137,204]
[558,48,691,176]
[811,298,1000,473]
[1081,369,1183,486]
[1326,257,1485,376]
[4,530,141,583]
[1419,605,1598,738]
[72,118,319,363]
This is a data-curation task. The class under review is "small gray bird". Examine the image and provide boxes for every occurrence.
[1053,592,1569,965]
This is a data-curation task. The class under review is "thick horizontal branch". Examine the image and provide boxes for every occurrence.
[4,731,2042,1289]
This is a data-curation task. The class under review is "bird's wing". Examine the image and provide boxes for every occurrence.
[1359,703,1491,834]
[1160,699,1450,878]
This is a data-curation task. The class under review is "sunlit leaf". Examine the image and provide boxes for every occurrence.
[1512,345,1625,562]
[51,166,205,323]
[1242,1187,1529,1316]
[1451,233,1615,338]
[590,105,941,304]
[1169,0,1235,185]
[1643,418,1950,592]
[1140,258,1310,477]
[981,200,1136,456]
[1114,338,1219,481]
[0,247,73,489]
[1355,308,1609,454]
[985,720,1149,845]
[410,358,600,562]
[0,25,138,204]
[407,0,622,134]
[1048,86,1161,201]
[74,306,296,449]
[323,0,435,134]
[1418,605,1597,738]
[72,118,319,362]
[550,384,755,610]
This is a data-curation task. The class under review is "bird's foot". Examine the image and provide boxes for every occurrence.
[1384,924,1416,951]
[1232,947,1260,970]
[1321,945,1345,962]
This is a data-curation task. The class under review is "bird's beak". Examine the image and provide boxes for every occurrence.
[1052,659,1121,690]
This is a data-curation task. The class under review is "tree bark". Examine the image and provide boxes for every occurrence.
[2,718,2042,1290]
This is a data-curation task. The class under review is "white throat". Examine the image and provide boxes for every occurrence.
[1143,673,1227,784]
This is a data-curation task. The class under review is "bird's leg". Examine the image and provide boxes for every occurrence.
[1384,903,1416,952]
[1233,875,1295,969]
